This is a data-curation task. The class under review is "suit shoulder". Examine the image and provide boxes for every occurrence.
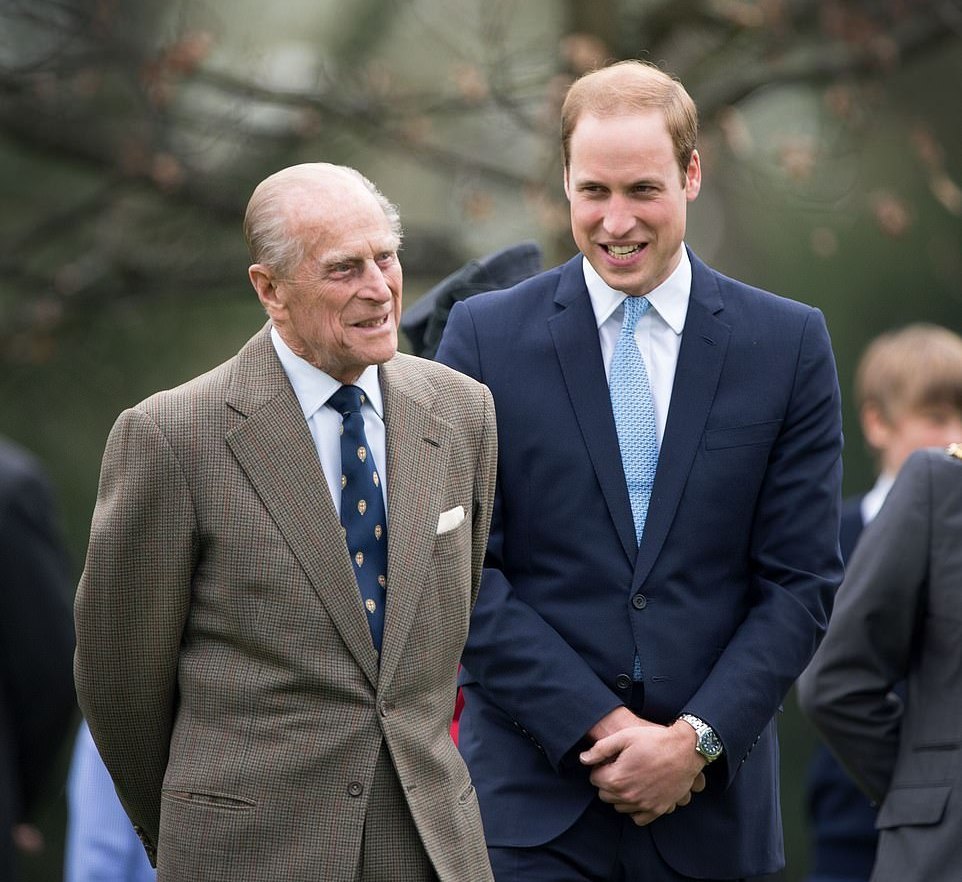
[115,355,238,443]
[458,263,565,317]
[390,352,489,399]
[699,256,821,322]
[138,355,236,413]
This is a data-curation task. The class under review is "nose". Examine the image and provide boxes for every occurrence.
[358,259,395,302]
[602,195,636,239]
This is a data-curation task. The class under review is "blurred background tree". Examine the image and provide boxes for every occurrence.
[1,0,959,878]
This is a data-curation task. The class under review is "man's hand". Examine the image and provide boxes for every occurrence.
[580,717,707,826]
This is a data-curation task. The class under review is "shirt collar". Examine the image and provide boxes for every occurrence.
[861,471,896,524]
[582,246,691,335]
[270,326,384,420]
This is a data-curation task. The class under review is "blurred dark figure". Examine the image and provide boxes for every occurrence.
[401,241,543,359]
[0,435,76,879]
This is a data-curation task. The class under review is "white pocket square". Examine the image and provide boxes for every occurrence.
[436,505,466,535]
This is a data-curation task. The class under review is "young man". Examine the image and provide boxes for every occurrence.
[436,60,843,881]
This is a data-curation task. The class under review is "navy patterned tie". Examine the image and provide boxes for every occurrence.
[328,385,388,653]
[609,295,659,545]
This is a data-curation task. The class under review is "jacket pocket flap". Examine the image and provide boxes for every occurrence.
[876,784,951,829]
[704,420,781,450]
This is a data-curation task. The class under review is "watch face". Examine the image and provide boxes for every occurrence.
[700,730,723,758]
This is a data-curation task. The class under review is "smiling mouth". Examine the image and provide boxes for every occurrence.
[353,315,390,329]
[603,244,645,259]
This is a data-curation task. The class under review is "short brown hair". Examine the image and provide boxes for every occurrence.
[561,60,698,180]
[856,323,962,421]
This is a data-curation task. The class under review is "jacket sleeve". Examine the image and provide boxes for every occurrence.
[797,452,933,803]
[74,407,195,860]
[680,307,844,785]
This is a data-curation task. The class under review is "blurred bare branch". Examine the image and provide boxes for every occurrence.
[1,0,959,360]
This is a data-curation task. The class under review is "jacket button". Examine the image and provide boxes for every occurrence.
[615,674,632,691]
[632,593,647,609]
[347,782,363,797]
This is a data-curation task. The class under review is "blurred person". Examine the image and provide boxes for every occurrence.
[65,721,155,882]
[0,434,75,880]
[436,59,843,881]
[798,443,962,882]
[74,163,497,882]
[803,323,962,882]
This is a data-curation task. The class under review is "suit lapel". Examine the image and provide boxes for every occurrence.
[633,252,731,587]
[224,326,379,687]
[376,356,452,689]
[549,257,638,564]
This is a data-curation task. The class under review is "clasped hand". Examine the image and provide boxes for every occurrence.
[580,709,707,826]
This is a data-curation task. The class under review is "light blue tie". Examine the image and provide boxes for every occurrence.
[609,295,659,546]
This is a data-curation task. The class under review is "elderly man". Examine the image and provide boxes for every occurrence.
[75,163,497,882]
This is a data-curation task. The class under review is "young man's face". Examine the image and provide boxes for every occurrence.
[564,110,700,297]
[865,403,962,475]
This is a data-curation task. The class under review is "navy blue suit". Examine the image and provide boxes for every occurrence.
[435,250,844,879]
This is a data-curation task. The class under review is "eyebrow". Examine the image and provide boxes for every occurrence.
[321,238,400,267]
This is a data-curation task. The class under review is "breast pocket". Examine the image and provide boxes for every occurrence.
[704,420,781,450]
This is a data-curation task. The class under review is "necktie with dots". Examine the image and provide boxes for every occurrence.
[328,384,388,653]
[609,295,660,545]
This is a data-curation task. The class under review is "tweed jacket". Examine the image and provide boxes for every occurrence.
[799,447,962,882]
[74,324,497,882]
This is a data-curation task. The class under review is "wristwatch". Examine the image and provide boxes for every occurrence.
[678,713,723,763]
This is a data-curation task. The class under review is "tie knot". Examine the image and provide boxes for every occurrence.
[621,296,652,333]
[328,384,366,416]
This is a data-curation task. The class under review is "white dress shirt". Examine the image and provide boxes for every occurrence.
[582,247,691,444]
[861,472,895,526]
[270,326,389,517]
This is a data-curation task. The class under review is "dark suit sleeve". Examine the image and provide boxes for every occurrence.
[0,448,75,819]
[438,301,623,766]
[686,308,843,782]
[797,452,933,803]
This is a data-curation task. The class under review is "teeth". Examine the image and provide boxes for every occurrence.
[607,244,640,257]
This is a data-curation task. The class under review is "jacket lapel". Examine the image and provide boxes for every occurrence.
[549,257,638,564]
[376,355,452,689]
[633,251,731,587]
[224,325,379,687]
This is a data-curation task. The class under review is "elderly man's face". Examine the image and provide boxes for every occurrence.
[266,187,402,384]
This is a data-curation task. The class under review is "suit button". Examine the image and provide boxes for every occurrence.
[631,593,647,609]
[348,782,363,797]
[615,674,632,691]
[379,701,389,717]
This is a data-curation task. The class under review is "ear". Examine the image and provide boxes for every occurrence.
[249,264,285,319]
[685,149,702,201]
[860,403,890,454]
[563,164,571,201]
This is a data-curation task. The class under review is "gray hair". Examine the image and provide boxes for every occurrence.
[243,163,402,276]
